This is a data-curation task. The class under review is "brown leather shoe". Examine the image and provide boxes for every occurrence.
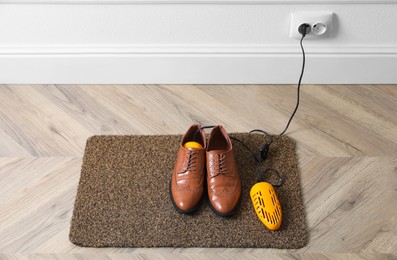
[206,125,241,216]
[170,124,206,214]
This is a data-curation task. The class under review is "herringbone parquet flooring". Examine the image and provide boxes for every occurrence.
[0,84,396,259]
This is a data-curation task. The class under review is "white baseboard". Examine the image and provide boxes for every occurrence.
[1,45,396,84]
[1,0,397,84]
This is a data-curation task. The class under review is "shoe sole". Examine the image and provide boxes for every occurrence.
[169,181,203,214]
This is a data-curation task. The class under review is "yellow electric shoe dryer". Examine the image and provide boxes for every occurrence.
[250,168,283,231]
[244,130,284,231]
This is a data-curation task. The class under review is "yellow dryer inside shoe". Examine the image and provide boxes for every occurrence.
[250,182,282,231]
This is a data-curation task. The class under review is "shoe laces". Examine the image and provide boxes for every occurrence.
[210,153,231,178]
[179,149,198,174]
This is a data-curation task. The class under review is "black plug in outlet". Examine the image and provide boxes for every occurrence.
[298,23,311,37]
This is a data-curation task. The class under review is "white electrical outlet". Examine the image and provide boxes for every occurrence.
[289,12,334,39]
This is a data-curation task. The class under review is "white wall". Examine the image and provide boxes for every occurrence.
[0,1,396,83]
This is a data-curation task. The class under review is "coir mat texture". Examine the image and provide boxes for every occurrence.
[69,133,308,248]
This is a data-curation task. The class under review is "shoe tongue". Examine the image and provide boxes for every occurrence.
[208,150,225,155]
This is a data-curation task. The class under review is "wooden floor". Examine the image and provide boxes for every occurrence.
[0,84,396,259]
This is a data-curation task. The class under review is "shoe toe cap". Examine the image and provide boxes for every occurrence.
[209,193,240,215]
[171,188,202,212]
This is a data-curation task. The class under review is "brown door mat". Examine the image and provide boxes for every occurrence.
[69,133,308,248]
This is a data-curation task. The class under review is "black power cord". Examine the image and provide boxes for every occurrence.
[193,24,311,186]
[239,23,310,185]
[230,130,283,187]
[279,23,309,136]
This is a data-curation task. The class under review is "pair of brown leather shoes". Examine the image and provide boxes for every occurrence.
[170,124,241,216]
